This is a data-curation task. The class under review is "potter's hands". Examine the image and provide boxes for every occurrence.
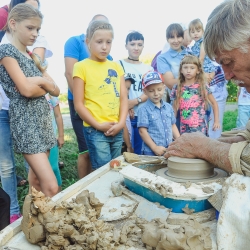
[164,132,207,159]
[104,122,123,136]
[98,122,116,133]
[153,146,167,156]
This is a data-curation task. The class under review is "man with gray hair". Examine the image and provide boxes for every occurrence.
[165,0,250,248]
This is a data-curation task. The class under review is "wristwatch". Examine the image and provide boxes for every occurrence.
[137,97,142,104]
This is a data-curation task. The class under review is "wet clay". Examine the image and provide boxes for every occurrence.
[21,187,212,250]
[202,187,214,194]
[182,204,195,215]
[167,157,214,180]
[138,218,212,250]
[123,152,141,163]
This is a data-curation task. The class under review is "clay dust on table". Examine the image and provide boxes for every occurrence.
[21,187,212,250]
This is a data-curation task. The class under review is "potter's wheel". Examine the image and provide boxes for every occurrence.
[156,156,228,183]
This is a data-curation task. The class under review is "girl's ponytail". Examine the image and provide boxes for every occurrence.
[27,49,47,73]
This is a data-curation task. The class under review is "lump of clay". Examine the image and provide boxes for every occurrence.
[123,152,141,163]
[22,188,117,250]
[21,189,46,244]
[182,204,195,215]
[137,218,212,250]
[111,180,123,197]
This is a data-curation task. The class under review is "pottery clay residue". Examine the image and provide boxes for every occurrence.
[21,187,212,250]
[138,218,212,250]
[22,188,120,249]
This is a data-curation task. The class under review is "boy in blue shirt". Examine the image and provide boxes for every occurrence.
[137,71,180,156]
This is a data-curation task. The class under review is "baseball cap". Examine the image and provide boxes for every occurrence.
[142,71,163,89]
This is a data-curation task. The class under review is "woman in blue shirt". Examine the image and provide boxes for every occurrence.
[157,23,188,91]
[157,23,188,130]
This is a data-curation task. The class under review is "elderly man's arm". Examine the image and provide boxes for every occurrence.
[164,132,233,173]
[217,135,246,144]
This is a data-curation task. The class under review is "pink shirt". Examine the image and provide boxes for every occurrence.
[0,5,8,30]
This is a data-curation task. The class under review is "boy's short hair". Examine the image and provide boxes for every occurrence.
[125,31,144,44]
[142,71,163,89]
[166,23,184,39]
[189,19,204,33]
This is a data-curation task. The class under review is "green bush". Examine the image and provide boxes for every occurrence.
[226,80,238,102]
[223,110,238,131]
[59,93,68,103]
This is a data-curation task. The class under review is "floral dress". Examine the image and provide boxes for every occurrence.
[171,83,212,135]
[0,44,56,154]
[191,38,215,73]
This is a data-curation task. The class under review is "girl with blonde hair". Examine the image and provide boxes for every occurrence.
[171,55,220,135]
[0,4,60,198]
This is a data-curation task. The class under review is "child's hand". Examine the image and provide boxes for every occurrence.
[104,123,123,136]
[27,76,43,86]
[57,136,64,149]
[129,109,135,120]
[98,122,116,132]
[153,146,167,156]
[127,146,134,153]
[213,121,221,131]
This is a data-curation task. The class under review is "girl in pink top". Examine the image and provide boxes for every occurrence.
[171,55,220,135]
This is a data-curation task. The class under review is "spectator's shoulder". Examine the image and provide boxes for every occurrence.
[64,35,82,47]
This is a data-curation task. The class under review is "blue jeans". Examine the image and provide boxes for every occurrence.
[83,127,123,169]
[0,110,20,216]
[237,105,250,128]
[130,116,143,154]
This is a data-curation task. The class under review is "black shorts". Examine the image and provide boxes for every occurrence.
[68,99,88,154]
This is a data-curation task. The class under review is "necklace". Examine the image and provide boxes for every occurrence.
[128,57,139,61]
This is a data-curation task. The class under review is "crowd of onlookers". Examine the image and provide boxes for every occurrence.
[0,0,250,233]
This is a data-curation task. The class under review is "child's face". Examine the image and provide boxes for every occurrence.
[144,82,165,105]
[10,17,41,47]
[181,63,200,81]
[189,28,203,42]
[87,29,113,62]
[125,39,144,59]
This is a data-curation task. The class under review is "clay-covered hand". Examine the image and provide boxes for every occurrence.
[153,146,167,156]
[212,121,220,131]
[104,123,123,136]
[98,122,116,132]
[164,132,207,159]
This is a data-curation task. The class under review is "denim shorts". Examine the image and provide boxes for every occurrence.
[83,126,123,169]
